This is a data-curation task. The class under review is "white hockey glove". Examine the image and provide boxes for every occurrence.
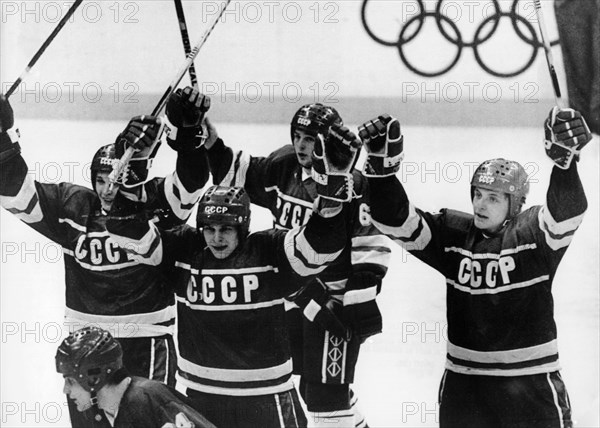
[312,123,362,217]
[358,114,403,177]
[165,86,211,152]
[544,107,592,169]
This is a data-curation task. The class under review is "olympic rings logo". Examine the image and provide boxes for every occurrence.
[361,0,559,77]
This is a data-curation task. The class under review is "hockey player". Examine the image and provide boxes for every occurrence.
[359,108,593,427]
[0,91,209,427]
[106,123,362,428]
[204,98,391,428]
[56,326,217,428]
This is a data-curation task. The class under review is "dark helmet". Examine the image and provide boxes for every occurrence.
[90,144,117,185]
[55,327,123,393]
[196,186,251,235]
[470,158,530,218]
[290,103,343,143]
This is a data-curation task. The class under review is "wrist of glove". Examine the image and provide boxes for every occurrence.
[359,114,404,177]
[165,116,207,152]
[311,124,362,203]
[342,271,384,342]
[544,107,592,169]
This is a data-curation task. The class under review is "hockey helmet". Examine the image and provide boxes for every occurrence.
[91,144,117,180]
[290,103,343,143]
[56,326,123,392]
[197,186,251,235]
[470,158,529,218]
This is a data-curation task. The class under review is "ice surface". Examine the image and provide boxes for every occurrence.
[1,120,598,427]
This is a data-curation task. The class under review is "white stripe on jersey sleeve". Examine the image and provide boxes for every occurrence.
[164,171,204,221]
[0,174,43,223]
[372,203,432,251]
[351,234,392,267]
[109,221,163,266]
[538,206,585,250]
[283,227,342,277]
[343,286,378,306]
[217,150,251,187]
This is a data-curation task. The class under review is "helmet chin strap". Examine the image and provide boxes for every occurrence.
[90,390,103,422]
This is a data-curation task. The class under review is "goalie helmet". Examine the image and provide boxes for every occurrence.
[197,186,251,235]
[290,103,343,142]
[56,326,123,393]
[470,158,529,218]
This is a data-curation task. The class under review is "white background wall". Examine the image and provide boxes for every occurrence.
[1,0,565,124]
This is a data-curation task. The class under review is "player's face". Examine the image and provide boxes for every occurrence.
[203,224,240,259]
[63,377,92,412]
[472,187,510,233]
[94,172,120,211]
[292,129,317,169]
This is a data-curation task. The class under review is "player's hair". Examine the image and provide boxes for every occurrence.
[196,186,251,237]
[470,158,530,218]
[290,103,343,143]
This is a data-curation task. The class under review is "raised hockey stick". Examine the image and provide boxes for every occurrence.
[4,0,84,98]
[533,0,563,107]
[108,0,232,187]
[174,0,199,88]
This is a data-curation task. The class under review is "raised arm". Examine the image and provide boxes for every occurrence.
[283,124,363,275]
[538,107,592,251]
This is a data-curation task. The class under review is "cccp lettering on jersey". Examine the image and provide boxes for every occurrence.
[276,196,312,229]
[74,234,132,265]
[457,256,516,288]
[186,274,260,304]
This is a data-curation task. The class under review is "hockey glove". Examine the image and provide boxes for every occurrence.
[343,271,383,342]
[292,277,351,341]
[114,116,165,188]
[544,107,593,169]
[165,87,211,152]
[359,114,403,177]
[0,96,21,164]
[312,124,361,216]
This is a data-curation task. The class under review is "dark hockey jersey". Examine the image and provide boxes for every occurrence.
[368,165,587,376]
[0,150,207,338]
[208,141,391,317]
[108,210,346,395]
[109,377,216,428]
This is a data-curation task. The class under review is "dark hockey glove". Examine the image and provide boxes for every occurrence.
[544,107,593,169]
[104,192,150,237]
[0,95,21,164]
[165,87,211,152]
[343,271,383,342]
[114,116,164,188]
[312,124,362,217]
[359,114,404,177]
[292,278,351,341]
